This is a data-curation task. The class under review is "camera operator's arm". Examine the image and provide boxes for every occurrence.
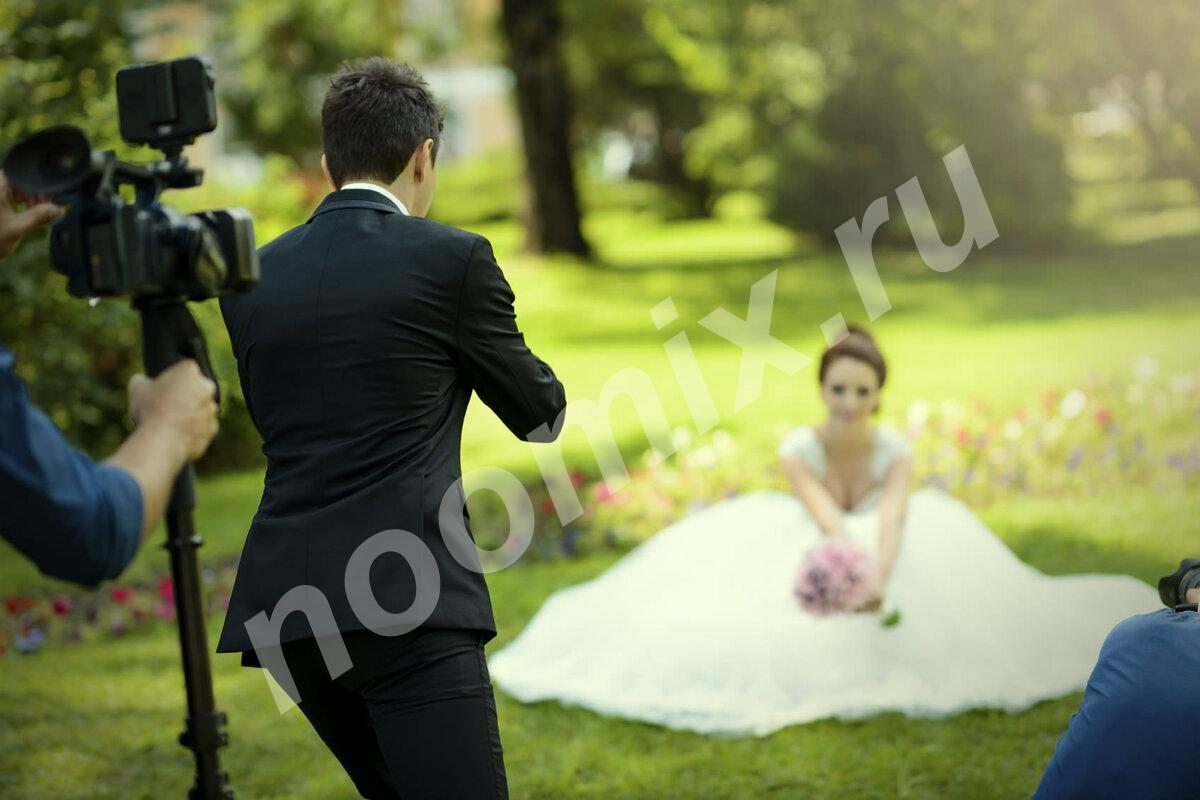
[0,353,217,587]
[0,171,62,259]
[454,235,567,442]
[105,360,219,541]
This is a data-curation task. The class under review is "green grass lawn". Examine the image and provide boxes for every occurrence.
[1,490,1194,799]
[3,188,1200,797]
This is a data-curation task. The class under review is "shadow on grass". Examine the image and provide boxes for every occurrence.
[544,230,1200,352]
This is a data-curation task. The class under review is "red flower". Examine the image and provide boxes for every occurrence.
[1094,407,1113,429]
[5,594,35,615]
[111,587,134,604]
[51,596,72,616]
[569,470,586,488]
[157,576,175,605]
[540,497,557,515]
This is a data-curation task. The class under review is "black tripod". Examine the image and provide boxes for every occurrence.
[138,300,234,800]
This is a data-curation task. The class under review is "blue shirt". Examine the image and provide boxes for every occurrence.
[1033,607,1200,799]
[0,344,143,586]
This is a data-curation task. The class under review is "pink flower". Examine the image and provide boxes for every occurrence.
[794,537,876,615]
[1094,407,1113,429]
[569,470,586,488]
[157,576,175,605]
[591,482,614,503]
[51,596,72,616]
[154,604,174,621]
[111,587,134,604]
[953,427,970,448]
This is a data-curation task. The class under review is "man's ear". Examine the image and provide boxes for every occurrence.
[413,139,434,183]
[320,153,336,190]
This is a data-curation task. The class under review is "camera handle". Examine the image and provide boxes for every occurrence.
[137,300,234,800]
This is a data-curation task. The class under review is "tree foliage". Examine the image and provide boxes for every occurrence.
[568,0,1080,245]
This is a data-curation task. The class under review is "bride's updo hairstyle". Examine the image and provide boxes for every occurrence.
[817,325,888,414]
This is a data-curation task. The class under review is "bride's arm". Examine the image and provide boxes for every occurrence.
[779,456,846,536]
[873,454,914,591]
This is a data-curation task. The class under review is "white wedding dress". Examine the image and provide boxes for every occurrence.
[488,425,1161,736]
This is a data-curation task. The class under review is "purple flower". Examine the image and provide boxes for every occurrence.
[14,627,46,654]
[561,526,582,557]
[1067,447,1084,471]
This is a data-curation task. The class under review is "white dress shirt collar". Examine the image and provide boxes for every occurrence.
[340,182,410,215]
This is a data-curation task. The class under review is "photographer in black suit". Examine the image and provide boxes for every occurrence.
[216,58,566,798]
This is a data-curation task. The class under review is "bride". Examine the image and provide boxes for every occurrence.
[487,327,1161,736]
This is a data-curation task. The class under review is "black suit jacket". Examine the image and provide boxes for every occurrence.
[215,189,566,663]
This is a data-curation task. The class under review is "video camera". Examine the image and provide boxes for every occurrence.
[1159,558,1200,611]
[2,55,258,301]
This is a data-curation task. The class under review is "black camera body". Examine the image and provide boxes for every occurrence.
[1159,558,1200,611]
[3,55,258,302]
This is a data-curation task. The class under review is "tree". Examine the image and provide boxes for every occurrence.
[1042,0,1200,195]
[0,0,145,457]
[212,0,406,174]
[564,0,714,217]
[500,0,591,256]
[569,0,1072,247]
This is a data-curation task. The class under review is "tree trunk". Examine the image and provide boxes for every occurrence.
[500,0,590,257]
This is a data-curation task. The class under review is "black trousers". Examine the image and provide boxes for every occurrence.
[269,627,509,799]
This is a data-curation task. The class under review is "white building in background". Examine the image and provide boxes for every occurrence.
[423,64,519,163]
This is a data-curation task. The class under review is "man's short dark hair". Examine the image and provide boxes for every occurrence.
[321,57,445,188]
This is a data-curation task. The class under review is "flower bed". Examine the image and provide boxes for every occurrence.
[6,357,1197,656]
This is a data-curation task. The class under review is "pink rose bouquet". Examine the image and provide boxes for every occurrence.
[793,536,875,615]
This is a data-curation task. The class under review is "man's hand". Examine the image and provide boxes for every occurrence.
[127,359,220,463]
[0,170,63,259]
[105,359,220,541]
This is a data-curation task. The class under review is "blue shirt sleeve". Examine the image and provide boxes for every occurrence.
[1032,608,1200,799]
[0,344,144,586]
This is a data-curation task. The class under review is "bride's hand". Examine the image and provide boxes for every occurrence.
[855,591,884,613]
[854,570,887,612]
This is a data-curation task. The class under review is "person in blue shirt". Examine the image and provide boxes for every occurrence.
[0,170,221,586]
[1033,583,1200,799]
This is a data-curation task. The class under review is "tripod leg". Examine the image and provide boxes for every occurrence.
[138,301,234,800]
